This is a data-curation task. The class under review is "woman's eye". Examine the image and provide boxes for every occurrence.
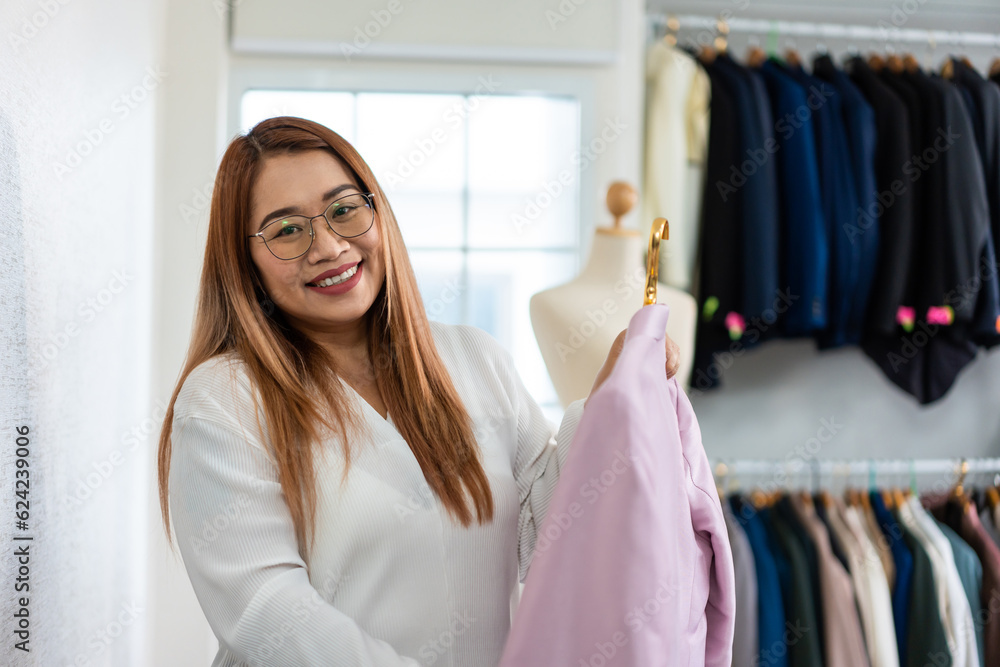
[332,205,354,218]
[276,224,302,236]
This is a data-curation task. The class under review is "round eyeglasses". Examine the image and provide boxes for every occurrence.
[248,192,375,260]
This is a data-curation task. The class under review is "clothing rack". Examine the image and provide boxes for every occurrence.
[711,457,1000,493]
[647,13,1000,49]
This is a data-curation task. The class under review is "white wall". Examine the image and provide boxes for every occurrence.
[0,0,163,664]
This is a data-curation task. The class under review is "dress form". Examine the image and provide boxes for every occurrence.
[530,182,697,407]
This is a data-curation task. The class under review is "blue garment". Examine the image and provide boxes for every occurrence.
[758,60,829,336]
[935,518,985,667]
[871,492,914,665]
[813,55,880,344]
[731,496,788,667]
[782,62,862,349]
[711,55,781,332]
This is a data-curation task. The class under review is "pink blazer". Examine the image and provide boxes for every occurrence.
[499,304,736,667]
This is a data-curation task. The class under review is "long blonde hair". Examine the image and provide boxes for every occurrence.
[157,116,494,554]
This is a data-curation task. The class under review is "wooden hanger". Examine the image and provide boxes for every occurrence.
[715,16,729,54]
[784,47,801,68]
[747,45,767,68]
[662,14,679,47]
[986,485,1000,511]
[953,459,971,511]
[941,58,955,79]
[903,53,920,73]
[887,53,905,74]
[868,53,886,72]
[990,58,1000,78]
[800,490,814,512]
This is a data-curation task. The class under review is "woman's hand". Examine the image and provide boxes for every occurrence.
[584,329,680,407]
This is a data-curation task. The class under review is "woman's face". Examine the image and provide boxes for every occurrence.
[248,150,385,338]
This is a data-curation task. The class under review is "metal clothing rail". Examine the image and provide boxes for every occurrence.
[710,457,1000,493]
[711,457,1000,476]
[647,12,1000,49]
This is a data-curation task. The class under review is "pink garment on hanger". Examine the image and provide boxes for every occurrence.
[499,303,735,667]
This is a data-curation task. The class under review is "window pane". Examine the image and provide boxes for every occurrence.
[408,250,464,325]
[467,96,580,249]
[465,250,578,408]
[240,90,355,138]
[356,93,466,249]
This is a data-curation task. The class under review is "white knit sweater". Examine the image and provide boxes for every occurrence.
[168,321,587,667]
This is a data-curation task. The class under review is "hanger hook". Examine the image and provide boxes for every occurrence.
[643,218,669,306]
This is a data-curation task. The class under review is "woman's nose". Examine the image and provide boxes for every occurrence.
[308,216,351,259]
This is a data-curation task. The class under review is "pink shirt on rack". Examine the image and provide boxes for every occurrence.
[499,303,736,667]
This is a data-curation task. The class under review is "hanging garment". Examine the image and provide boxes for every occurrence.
[847,57,914,338]
[731,496,788,667]
[642,42,710,294]
[927,495,1000,667]
[841,503,900,667]
[813,54,880,345]
[895,509,954,667]
[723,499,759,667]
[824,498,898,667]
[757,59,829,336]
[978,505,1000,549]
[782,61,862,349]
[861,497,898,588]
[764,503,825,666]
[709,54,780,331]
[693,64,743,391]
[872,491,916,665]
[908,497,979,667]
[499,304,736,667]
[935,520,986,667]
[947,59,1000,348]
[788,495,871,667]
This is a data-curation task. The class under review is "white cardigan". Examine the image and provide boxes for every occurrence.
[168,321,587,667]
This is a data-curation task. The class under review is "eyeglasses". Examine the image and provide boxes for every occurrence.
[248,192,375,260]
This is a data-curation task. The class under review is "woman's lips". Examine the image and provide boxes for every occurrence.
[306,260,363,295]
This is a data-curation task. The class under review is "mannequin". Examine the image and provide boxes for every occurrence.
[530,182,697,407]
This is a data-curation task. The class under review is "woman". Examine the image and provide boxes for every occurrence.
[158,116,680,667]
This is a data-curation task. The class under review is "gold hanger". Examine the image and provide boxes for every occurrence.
[643,217,669,306]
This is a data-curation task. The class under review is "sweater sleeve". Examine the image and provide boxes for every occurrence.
[486,341,587,584]
[168,370,422,666]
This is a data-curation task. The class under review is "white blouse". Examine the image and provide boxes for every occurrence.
[168,321,587,667]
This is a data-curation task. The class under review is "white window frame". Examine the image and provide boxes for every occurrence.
[227,59,599,419]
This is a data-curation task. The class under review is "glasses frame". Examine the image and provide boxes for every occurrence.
[247,191,376,260]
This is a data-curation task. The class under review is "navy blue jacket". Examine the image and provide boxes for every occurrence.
[814,54,880,344]
[782,62,862,349]
[757,60,829,335]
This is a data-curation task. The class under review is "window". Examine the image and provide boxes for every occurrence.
[240,89,582,420]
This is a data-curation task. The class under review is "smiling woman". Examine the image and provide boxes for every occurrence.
[154,116,654,667]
